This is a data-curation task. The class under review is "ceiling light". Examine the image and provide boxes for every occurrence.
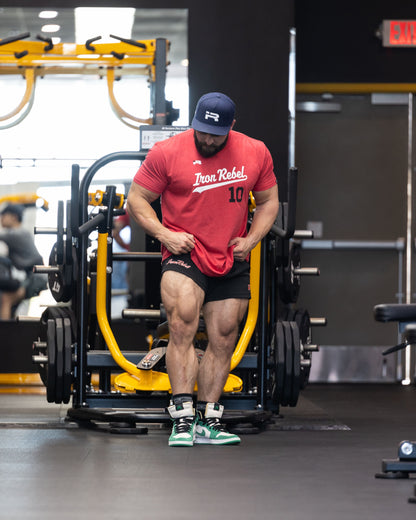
[39,11,58,19]
[77,54,100,60]
[52,37,61,44]
[41,24,61,33]
[75,7,135,44]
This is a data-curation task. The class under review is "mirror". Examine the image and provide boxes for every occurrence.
[0,7,188,318]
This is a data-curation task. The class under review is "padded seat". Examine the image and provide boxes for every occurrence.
[374,303,416,323]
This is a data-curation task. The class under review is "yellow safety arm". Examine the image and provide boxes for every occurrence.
[96,232,143,377]
[230,241,261,370]
[229,192,260,368]
[0,68,35,125]
[106,68,152,128]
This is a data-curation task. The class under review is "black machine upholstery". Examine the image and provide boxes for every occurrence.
[373,303,416,323]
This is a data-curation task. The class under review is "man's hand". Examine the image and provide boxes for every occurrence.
[160,229,195,255]
[127,183,195,255]
[228,236,253,262]
[228,185,279,262]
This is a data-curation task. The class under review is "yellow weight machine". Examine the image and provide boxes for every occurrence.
[31,152,282,432]
[0,32,177,129]
[30,150,318,433]
[0,193,49,211]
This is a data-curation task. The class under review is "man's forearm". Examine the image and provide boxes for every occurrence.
[246,200,279,249]
[126,198,165,240]
[126,194,195,255]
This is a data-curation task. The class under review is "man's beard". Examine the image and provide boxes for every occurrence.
[193,131,228,158]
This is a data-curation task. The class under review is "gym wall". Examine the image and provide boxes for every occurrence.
[295,0,416,84]
[294,0,416,381]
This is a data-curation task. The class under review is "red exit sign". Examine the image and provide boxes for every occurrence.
[382,20,416,47]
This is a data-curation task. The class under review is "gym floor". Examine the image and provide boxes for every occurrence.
[0,383,415,519]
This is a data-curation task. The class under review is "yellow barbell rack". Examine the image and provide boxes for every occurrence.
[0,33,170,129]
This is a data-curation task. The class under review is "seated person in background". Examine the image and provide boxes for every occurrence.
[112,212,131,291]
[0,204,47,319]
[113,212,131,251]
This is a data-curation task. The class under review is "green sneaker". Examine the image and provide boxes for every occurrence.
[167,401,197,447]
[195,403,241,445]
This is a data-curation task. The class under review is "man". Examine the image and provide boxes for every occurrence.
[0,204,46,319]
[127,92,279,446]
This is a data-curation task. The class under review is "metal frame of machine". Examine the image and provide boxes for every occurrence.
[31,151,323,432]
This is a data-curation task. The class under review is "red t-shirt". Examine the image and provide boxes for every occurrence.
[133,129,276,276]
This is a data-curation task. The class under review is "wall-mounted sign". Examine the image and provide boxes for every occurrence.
[382,20,416,47]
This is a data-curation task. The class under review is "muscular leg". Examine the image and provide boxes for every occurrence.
[197,298,248,402]
[161,270,205,395]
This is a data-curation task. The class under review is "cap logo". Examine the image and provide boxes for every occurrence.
[192,92,235,135]
[204,110,219,122]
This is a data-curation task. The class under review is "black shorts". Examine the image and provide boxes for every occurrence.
[161,254,251,303]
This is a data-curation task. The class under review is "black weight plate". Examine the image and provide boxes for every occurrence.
[286,308,296,322]
[70,165,80,237]
[32,339,48,387]
[268,331,276,397]
[46,319,56,403]
[54,318,64,404]
[48,243,60,299]
[274,321,286,404]
[270,324,281,404]
[300,358,311,390]
[294,308,311,344]
[279,242,301,304]
[281,321,293,406]
[288,242,301,303]
[48,243,74,303]
[56,200,64,265]
[294,308,312,389]
[65,200,72,264]
[62,317,73,404]
[268,331,279,402]
[289,321,301,407]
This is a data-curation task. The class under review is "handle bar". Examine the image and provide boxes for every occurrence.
[78,212,105,236]
[109,34,147,50]
[36,34,54,51]
[270,167,298,239]
[0,32,31,46]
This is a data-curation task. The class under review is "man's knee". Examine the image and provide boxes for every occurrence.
[167,313,199,346]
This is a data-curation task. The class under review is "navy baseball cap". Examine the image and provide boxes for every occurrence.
[191,92,235,135]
